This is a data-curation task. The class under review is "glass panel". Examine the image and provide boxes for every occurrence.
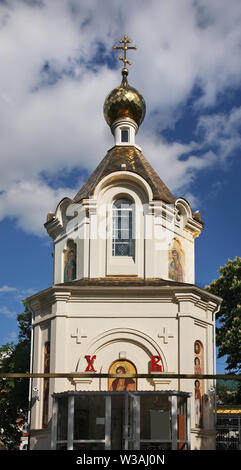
[112,199,134,257]
[140,395,171,441]
[57,397,68,441]
[121,129,129,142]
[74,396,105,440]
[140,443,172,450]
[56,443,67,450]
[114,243,134,256]
[113,199,132,209]
[73,443,105,450]
[111,395,125,450]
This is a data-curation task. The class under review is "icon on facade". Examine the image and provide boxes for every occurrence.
[64,239,76,282]
[168,238,184,282]
[194,340,203,428]
[108,360,137,391]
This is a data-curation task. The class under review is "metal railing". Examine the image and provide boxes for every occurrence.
[0,372,241,380]
[216,415,241,450]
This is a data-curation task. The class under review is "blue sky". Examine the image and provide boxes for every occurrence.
[0,0,241,374]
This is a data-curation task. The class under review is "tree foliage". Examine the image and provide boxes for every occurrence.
[205,256,241,374]
[0,302,31,450]
[216,380,239,405]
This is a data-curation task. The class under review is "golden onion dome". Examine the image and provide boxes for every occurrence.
[104,71,146,128]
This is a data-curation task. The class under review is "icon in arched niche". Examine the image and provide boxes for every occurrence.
[195,379,202,428]
[168,238,184,282]
[64,239,76,282]
[108,360,137,391]
[194,340,204,428]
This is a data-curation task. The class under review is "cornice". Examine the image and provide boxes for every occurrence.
[26,280,221,317]
[184,217,203,238]
[44,216,63,239]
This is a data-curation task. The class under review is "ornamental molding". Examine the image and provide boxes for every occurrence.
[184,217,203,238]
[174,290,220,312]
[93,170,153,202]
[69,377,93,390]
[194,318,208,329]
[52,291,72,303]
[44,216,63,239]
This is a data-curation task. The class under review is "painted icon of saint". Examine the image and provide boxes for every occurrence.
[194,357,202,375]
[109,365,136,391]
[194,341,201,354]
[169,248,184,282]
[195,380,202,427]
[64,248,76,282]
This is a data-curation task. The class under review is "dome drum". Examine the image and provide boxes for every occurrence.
[111,117,138,146]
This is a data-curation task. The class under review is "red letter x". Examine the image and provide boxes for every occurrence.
[151,355,162,372]
[85,355,97,372]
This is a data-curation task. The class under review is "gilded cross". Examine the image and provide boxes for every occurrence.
[71,328,87,344]
[158,328,174,345]
[113,34,137,72]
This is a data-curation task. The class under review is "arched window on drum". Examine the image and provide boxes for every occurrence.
[112,198,134,257]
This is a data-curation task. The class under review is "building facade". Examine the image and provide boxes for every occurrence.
[26,37,221,451]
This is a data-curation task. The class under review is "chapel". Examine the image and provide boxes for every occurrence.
[27,36,222,450]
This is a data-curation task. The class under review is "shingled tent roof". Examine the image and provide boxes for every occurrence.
[74,145,175,204]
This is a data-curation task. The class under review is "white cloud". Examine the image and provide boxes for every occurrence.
[0,285,18,293]
[0,0,241,234]
[182,192,200,210]
[2,330,18,344]
[0,177,78,235]
[16,287,37,299]
[0,306,17,318]
[0,284,36,306]
[139,134,217,194]
[0,284,35,296]
[197,106,241,161]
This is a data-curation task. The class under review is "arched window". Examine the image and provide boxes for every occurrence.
[112,198,134,257]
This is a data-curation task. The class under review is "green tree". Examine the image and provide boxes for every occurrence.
[0,302,31,450]
[205,256,241,374]
[216,380,239,404]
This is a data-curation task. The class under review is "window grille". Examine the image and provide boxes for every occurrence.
[112,199,134,257]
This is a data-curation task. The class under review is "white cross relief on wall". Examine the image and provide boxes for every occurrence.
[158,327,174,344]
[71,328,87,344]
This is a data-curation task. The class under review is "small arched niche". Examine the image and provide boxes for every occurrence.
[194,340,204,428]
[63,239,77,282]
[168,238,185,283]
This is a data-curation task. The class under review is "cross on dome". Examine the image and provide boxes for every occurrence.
[103,35,145,145]
[113,34,137,79]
